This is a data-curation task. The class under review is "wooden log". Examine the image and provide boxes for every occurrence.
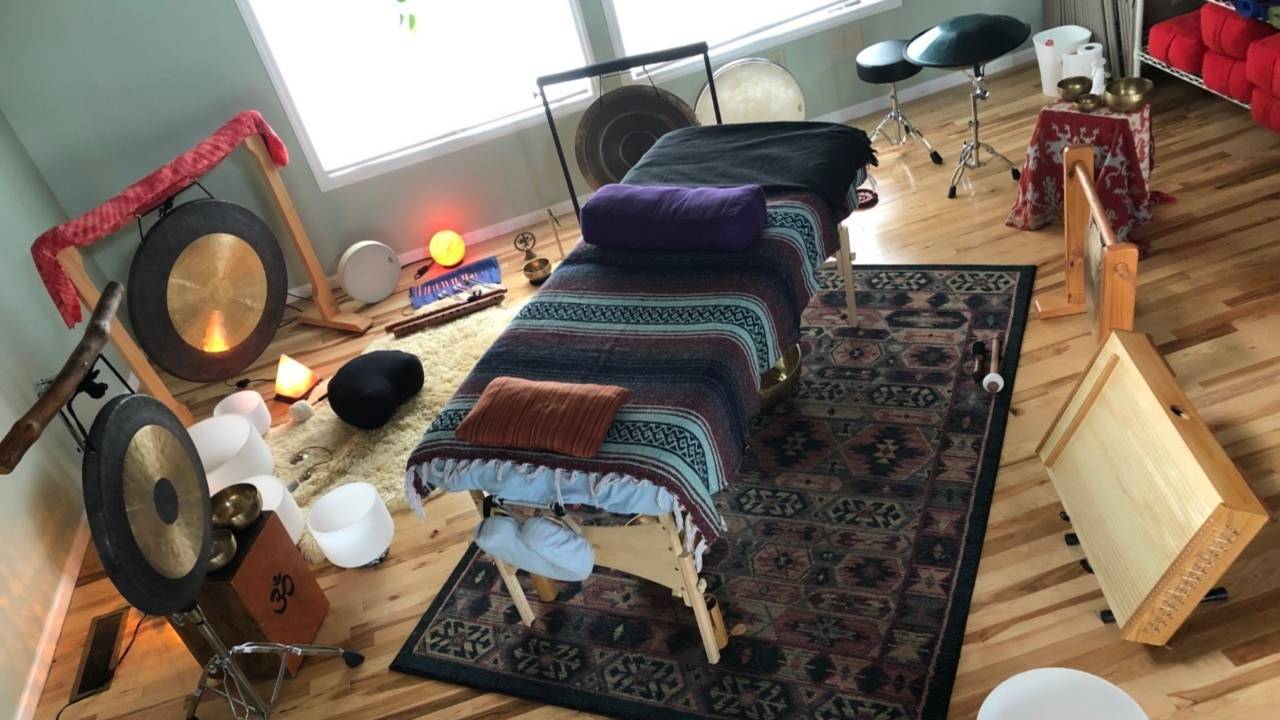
[0,281,123,474]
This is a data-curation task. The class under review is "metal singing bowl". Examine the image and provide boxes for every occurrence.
[1104,77,1153,112]
[523,257,552,285]
[208,527,238,571]
[210,483,262,530]
[1057,76,1092,102]
[1074,93,1104,113]
[759,344,803,410]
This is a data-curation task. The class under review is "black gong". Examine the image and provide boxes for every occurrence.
[128,198,288,382]
[574,85,696,189]
[83,394,211,615]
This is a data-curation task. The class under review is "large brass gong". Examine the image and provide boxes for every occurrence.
[83,394,212,615]
[128,199,287,382]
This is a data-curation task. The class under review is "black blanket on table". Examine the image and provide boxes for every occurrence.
[621,121,875,211]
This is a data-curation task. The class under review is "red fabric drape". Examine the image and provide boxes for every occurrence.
[31,110,289,327]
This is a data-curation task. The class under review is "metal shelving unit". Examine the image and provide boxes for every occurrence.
[1133,0,1253,111]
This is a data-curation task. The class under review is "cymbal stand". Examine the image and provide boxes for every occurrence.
[175,605,363,719]
[947,65,1021,199]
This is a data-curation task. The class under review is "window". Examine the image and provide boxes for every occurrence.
[238,1,593,190]
[605,0,899,75]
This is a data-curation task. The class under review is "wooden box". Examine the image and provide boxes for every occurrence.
[1037,331,1269,644]
[171,512,329,677]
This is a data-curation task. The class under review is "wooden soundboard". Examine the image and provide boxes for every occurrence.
[1037,331,1269,645]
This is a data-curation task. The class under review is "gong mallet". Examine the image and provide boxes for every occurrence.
[971,336,1005,394]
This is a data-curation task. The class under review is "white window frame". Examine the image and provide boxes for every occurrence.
[235,0,598,192]
[601,0,902,82]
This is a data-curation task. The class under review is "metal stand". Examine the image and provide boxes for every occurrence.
[947,66,1021,199]
[176,605,363,719]
[868,81,943,164]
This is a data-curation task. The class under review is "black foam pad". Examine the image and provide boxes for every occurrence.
[328,350,424,430]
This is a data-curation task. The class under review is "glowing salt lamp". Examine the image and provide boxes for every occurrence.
[275,354,319,401]
[428,229,466,267]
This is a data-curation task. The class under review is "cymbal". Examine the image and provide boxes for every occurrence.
[84,394,211,615]
[128,199,287,382]
[906,14,1031,69]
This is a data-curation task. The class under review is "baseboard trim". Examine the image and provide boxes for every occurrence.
[17,517,91,720]
[289,196,586,298]
[813,47,1037,125]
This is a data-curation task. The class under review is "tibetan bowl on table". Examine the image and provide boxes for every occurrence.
[210,483,262,530]
[1074,93,1103,112]
[1057,76,1092,101]
[1104,78,1153,112]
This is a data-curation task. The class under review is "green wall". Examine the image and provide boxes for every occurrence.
[0,0,1039,293]
[0,108,86,715]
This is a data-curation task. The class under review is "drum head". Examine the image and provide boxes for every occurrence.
[574,85,696,189]
[128,198,288,382]
[83,394,211,615]
[695,58,806,125]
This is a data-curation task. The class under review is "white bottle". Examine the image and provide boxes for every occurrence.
[1090,58,1108,96]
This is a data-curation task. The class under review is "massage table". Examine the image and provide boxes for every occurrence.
[405,119,873,664]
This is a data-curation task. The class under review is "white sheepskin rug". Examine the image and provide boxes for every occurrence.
[267,302,519,562]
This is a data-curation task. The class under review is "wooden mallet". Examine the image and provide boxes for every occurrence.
[971,336,1005,394]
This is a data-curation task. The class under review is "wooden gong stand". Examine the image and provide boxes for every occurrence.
[54,135,372,427]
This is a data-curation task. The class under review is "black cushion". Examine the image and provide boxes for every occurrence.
[328,350,424,430]
[856,39,921,84]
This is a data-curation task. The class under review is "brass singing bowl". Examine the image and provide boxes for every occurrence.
[210,483,262,530]
[523,257,552,285]
[1057,76,1092,101]
[759,344,802,410]
[1104,77,1153,112]
[208,528,238,571]
[1074,93,1103,113]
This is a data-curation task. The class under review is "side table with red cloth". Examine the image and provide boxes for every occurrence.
[1006,101,1154,244]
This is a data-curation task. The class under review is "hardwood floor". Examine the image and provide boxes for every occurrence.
[34,64,1280,719]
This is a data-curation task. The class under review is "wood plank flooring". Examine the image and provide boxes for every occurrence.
[34,64,1280,719]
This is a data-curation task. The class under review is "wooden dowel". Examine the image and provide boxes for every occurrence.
[0,282,123,474]
[1071,162,1120,248]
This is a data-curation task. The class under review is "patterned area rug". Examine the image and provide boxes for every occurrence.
[392,265,1035,720]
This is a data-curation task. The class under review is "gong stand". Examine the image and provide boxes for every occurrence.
[538,41,722,219]
[55,133,372,427]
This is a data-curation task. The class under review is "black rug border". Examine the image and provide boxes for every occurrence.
[916,264,1036,720]
[391,264,1039,720]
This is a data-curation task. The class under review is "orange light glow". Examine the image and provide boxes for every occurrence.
[428,230,466,267]
[202,311,231,353]
[275,354,319,401]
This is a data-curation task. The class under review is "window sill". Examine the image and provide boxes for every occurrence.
[613,0,902,83]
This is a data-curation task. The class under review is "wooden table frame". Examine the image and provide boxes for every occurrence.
[1034,145,1140,342]
[56,135,371,426]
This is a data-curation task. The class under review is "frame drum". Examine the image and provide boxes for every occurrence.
[338,240,400,305]
[695,58,806,125]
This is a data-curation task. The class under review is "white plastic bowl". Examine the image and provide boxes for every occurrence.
[307,482,394,568]
[187,414,273,495]
[978,668,1147,720]
[241,474,304,545]
[213,390,271,436]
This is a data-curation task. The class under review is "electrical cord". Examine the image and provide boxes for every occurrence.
[53,612,148,720]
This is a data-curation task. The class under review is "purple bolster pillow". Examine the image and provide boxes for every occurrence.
[580,183,767,251]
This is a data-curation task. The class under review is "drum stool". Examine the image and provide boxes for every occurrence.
[856,40,942,164]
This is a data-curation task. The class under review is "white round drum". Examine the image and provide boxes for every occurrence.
[695,58,806,125]
[337,240,400,305]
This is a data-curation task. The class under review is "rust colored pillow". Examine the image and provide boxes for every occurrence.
[455,377,630,458]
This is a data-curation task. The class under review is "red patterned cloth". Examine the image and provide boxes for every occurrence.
[31,110,289,327]
[1006,102,1156,245]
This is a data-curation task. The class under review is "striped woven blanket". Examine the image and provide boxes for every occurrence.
[406,192,843,561]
